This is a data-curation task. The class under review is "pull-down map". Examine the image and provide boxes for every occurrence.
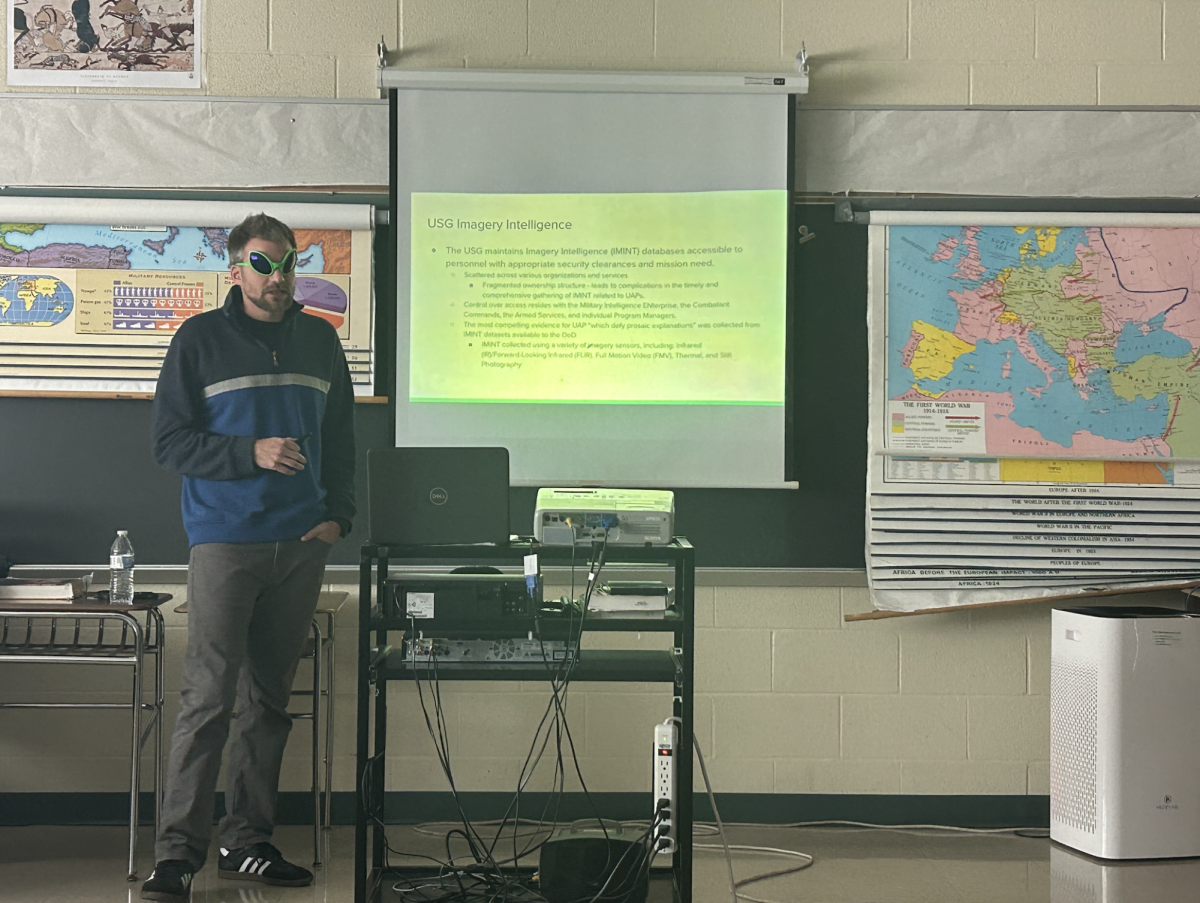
[887,225,1200,459]
[0,222,372,392]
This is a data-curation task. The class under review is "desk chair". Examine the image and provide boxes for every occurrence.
[0,595,170,881]
[173,590,346,867]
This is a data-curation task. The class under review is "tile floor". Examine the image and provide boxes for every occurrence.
[1,822,1199,902]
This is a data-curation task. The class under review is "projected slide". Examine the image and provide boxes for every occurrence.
[409,191,787,404]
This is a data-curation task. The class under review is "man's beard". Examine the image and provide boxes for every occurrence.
[246,284,293,318]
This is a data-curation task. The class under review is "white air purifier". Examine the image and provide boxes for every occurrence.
[1050,607,1200,860]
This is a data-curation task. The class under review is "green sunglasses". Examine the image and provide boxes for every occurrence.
[235,248,297,276]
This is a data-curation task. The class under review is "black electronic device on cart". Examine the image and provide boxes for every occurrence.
[367,446,511,546]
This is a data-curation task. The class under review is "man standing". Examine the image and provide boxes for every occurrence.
[142,214,355,901]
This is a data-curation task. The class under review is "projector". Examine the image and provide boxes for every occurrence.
[1050,606,1200,859]
[534,488,674,545]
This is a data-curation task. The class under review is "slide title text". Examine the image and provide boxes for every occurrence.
[427,218,573,233]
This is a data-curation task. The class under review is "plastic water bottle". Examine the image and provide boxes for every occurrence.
[109,530,135,605]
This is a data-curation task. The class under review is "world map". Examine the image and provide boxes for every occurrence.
[0,273,73,325]
[888,225,1200,459]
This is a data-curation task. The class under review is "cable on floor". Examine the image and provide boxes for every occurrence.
[681,718,814,903]
[743,819,1049,836]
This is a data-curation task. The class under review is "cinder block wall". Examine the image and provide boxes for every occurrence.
[0,582,1034,797]
[3,1,1198,104]
[2,2,1192,802]
[3,581,1182,799]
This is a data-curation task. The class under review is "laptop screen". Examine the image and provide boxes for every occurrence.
[367,447,510,546]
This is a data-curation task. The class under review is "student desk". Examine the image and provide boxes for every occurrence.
[0,593,171,880]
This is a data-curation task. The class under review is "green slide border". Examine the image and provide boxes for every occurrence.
[410,397,784,405]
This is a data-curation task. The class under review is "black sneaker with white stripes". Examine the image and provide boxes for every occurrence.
[141,859,195,901]
[218,843,313,886]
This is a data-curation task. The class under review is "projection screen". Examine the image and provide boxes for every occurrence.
[390,77,794,488]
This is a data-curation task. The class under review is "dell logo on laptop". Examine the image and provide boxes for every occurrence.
[429,487,449,506]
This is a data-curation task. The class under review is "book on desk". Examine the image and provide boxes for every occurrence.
[0,576,88,601]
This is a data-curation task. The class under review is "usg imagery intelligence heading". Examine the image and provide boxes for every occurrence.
[427,218,573,232]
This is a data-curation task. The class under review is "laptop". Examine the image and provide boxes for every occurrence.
[367,447,511,546]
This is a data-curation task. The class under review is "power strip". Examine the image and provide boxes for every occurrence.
[653,721,677,854]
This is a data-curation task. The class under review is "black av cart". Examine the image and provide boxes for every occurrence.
[355,538,696,903]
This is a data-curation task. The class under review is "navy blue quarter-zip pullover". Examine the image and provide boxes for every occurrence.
[151,286,356,545]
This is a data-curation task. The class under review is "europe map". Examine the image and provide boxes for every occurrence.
[887,225,1200,459]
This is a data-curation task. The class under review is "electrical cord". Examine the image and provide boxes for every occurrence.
[424,803,662,903]
[691,720,740,903]
[362,751,477,903]
[384,529,712,903]
[501,535,619,897]
[406,657,554,891]
[691,842,814,903]
[1183,584,1199,612]
[387,535,618,903]
[403,549,566,888]
[741,819,1049,835]
[488,536,599,874]
[410,645,524,898]
[490,675,574,868]
[670,717,814,903]
[374,521,672,903]
[413,818,558,839]
[508,536,615,880]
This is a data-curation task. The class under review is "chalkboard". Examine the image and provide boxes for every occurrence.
[668,203,868,569]
[0,205,867,570]
[0,397,390,567]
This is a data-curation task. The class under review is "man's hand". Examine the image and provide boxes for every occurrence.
[302,520,341,544]
[255,437,306,475]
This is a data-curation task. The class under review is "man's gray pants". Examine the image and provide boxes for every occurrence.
[155,539,332,868]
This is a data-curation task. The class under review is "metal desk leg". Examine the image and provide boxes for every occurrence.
[125,617,146,882]
[153,608,165,838]
[372,654,387,883]
[324,612,336,830]
[311,620,323,867]
[355,557,371,903]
